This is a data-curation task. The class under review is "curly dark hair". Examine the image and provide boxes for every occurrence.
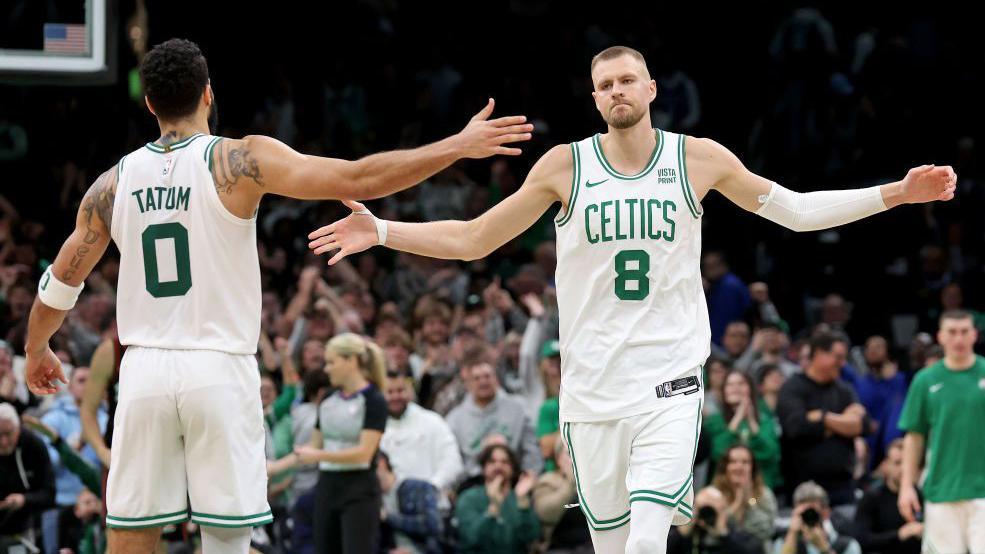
[140,38,210,121]
[478,444,520,486]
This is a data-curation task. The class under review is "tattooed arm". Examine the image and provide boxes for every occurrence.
[207,100,532,210]
[24,166,116,394]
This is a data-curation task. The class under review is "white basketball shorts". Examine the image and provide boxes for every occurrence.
[105,346,271,529]
[562,370,702,532]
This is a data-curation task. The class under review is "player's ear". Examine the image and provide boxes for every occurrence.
[204,81,214,106]
[144,96,156,117]
[591,89,603,113]
[649,80,658,103]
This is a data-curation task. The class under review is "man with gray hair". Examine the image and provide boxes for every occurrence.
[775,481,861,554]
[0,402,55,545]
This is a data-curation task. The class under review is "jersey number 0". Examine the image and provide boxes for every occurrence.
[141,222,193,298]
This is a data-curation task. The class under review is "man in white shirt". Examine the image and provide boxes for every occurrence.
[380,371,463,504]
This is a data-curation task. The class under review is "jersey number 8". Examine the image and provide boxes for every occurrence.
[615,249,650,301]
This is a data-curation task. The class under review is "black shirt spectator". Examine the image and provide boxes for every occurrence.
[778,333,871,505]
[853,439,923,554]
[855,486,921,554]
[57,488,102,553]
[0,403,55,538]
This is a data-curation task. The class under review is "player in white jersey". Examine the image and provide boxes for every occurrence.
[308,46,957,553]
[22,38,532,554]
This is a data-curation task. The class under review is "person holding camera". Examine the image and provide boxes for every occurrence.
[775,481,861,554]
[667,486,763,554]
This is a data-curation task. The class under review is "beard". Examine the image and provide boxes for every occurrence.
[606,102,647,130]
[208,97,219,135]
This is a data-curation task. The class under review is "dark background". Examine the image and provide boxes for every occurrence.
[2,1,983,346]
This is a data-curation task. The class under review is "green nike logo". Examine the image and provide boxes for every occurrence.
[40,271,50,291]
[586,178,609,188]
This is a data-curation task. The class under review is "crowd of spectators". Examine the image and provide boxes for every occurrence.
[2,3,984,553]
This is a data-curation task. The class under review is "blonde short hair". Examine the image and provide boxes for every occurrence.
[591,46,649,75]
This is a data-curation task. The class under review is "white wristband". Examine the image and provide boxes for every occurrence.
[38,267,84,311]
[353,208,388,246]
[374,217,388,246]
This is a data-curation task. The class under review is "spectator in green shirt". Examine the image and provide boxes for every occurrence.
[536,340,562,472]
[703,369,782,488]
[898,310,985,554]
[455,444,540,553]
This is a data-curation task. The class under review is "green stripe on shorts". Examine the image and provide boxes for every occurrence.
[106,510,189,529]
[563,422,632,530]
[629,474,693,505]
[191,510,273,528]
[190,510,272,521]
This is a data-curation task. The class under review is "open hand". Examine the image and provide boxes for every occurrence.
[515,471,536,498]
[454,99,534,158]
[308,200,379,265]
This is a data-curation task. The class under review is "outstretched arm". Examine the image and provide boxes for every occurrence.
[25,166,117,394]
[211,100,533,207]
[686,137,957,231]
[307,144,571,264]
[81,339,114,467]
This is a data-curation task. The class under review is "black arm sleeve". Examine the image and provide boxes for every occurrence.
[417,373,434,409]
[313,406,321,430]
[363,388,388,432]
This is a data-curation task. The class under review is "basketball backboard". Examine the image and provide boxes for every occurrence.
[0,0,116,85]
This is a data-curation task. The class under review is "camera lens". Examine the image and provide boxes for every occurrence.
[697,506,717,527]
[801,507,820,527]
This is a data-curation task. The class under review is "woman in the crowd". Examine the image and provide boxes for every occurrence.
[703,369,782,488]
[711,444,777,552]
[279,333,389,554]
[756,363,785,417]
[703,357,731,416]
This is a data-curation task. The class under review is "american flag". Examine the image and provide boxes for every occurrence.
[43,23,88,54]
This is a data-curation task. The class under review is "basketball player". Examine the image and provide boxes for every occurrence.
[23,38,532,554]
[308,46,957,553]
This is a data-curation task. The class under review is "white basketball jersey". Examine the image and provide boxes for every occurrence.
[554,130,710,422]
[111,134,261,354]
